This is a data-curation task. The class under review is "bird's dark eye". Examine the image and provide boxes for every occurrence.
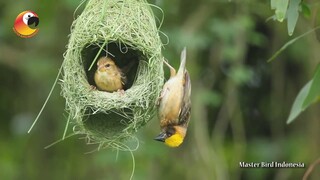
[166,127,176,137]
[105,64,110,68]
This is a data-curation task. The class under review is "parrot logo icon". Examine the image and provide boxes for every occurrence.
[13,10,40,38]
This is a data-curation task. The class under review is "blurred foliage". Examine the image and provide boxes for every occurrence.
[1,0,320,180]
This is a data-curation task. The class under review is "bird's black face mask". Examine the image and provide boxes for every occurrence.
[154,126,175,142]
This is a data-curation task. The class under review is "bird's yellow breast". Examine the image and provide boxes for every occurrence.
[94,71,122,92]
[164,133,184,147]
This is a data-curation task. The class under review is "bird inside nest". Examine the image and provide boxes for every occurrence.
[93,57,126,93]
[92,56,137,93]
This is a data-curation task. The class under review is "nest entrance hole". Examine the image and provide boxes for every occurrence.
[82,42,144,90]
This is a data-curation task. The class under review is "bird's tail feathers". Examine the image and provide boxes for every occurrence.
[178,47,187,75]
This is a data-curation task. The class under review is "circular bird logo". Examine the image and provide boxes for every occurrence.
[13,10,40,38]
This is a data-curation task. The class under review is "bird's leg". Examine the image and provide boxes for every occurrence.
[163,59,176,77]
[156,95,161,106]
[117,89,125,96]
[90,85,97,91]
[156,87,168,105]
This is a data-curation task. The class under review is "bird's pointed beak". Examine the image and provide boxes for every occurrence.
[154,132,167,142]
[97,65,104,71]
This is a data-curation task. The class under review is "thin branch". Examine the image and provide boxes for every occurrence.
[303,157,320,180]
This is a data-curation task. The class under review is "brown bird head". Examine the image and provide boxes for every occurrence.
[96,57,117,73]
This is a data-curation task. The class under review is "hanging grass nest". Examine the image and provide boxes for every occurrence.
[61,0,164,149]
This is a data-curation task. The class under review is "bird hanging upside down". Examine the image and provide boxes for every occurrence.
[155,47,192,147]
[94,57,126,93]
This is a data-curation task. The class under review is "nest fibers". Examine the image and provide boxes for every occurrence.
[61,0,164,150]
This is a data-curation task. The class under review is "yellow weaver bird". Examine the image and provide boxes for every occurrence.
[94,57,126,92]
[155,47,191,147]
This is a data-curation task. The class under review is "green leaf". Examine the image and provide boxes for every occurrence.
[302,64,320,109]
[287,81,312,124]
[275,0,289,22]
[287,64,320,124]
[287,0,300,36]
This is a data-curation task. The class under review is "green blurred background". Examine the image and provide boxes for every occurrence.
[1,0,320,179]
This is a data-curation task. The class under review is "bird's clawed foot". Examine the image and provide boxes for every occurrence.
[90,85,97,91]
[156,97,161,106]
[156,88,169,106]
[117,89,125,95]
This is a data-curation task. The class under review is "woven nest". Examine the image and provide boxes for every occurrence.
[61,0,164,150]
